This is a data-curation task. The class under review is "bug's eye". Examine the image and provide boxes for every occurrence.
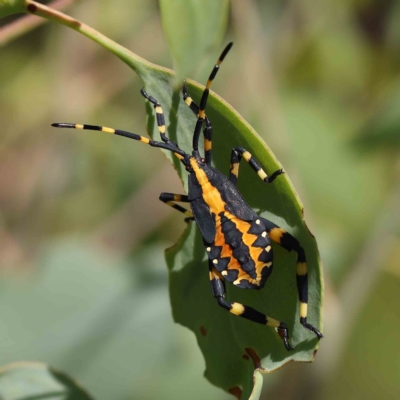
[200,158,205,164]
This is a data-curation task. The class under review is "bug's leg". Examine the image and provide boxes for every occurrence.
[159,193,194,220]
[209,262,293,351]
[259,217,323,340]
[140,88,177,146]
[182,83,200,116]
[229,148,242,186]
[229,147,284,187]
[182,84,213,164]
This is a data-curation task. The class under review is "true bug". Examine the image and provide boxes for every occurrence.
[52,42,322,350]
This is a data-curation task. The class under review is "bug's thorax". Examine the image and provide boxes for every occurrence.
[189,157,227,220]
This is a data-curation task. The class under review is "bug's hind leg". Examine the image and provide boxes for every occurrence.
[159,193,194,220]
[259,217,323,340]
[182,84,213,165]
[209,262,293,351]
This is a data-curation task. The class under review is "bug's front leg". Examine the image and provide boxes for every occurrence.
[141,88,178,147]
[208,262,293,351]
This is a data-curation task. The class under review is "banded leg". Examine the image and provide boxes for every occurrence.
[182,84,213,165]
[192,42,233,154]
[51,123,187,163]
[140,88,176,146]
[259,217,323,340]
[209,262,293,351]
[229,147,284,187]
[159,193,193,219]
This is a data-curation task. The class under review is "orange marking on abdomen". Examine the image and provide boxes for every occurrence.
[214,213,266,286]
[215,220,236,261]
[230,216,265,284]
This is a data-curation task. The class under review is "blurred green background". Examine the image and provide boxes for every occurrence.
[1,0,400,399]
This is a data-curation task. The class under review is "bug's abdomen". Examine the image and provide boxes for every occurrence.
[207,212,273,289]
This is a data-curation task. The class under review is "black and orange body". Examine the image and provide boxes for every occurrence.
[188,160,273,290]
[52,42,322,351]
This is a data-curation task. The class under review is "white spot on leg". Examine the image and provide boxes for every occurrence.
[206,247,211,252]
[213,259,218,264]
[256,219,260,225]
[261,232,267,237]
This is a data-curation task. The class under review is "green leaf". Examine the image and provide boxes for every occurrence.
[9,3,323,397]
[0,362,95,400]
[159,0,229,81]
[0,0,26,18]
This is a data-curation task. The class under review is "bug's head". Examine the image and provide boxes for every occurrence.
[185,151,209,175]
[184,150,206,173]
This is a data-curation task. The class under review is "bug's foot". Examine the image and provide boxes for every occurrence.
[265,169,284,183]
[277,323,294,351]
[140,88,159,107]
[301,319,323,340]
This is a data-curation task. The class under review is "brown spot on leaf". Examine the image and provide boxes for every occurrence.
[245,348,261,369]
[313,349,318,358]
[27,4,37,13]
[228,386,242,400]
[242,354,249,361]
[200,326,207,336]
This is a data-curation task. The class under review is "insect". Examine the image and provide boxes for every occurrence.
[52,42,322,350]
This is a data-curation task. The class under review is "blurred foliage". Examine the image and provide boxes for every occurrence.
[0,0,400,399]
[159,0,229,81]
[0,361,95,399]
[0,0,25,19]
